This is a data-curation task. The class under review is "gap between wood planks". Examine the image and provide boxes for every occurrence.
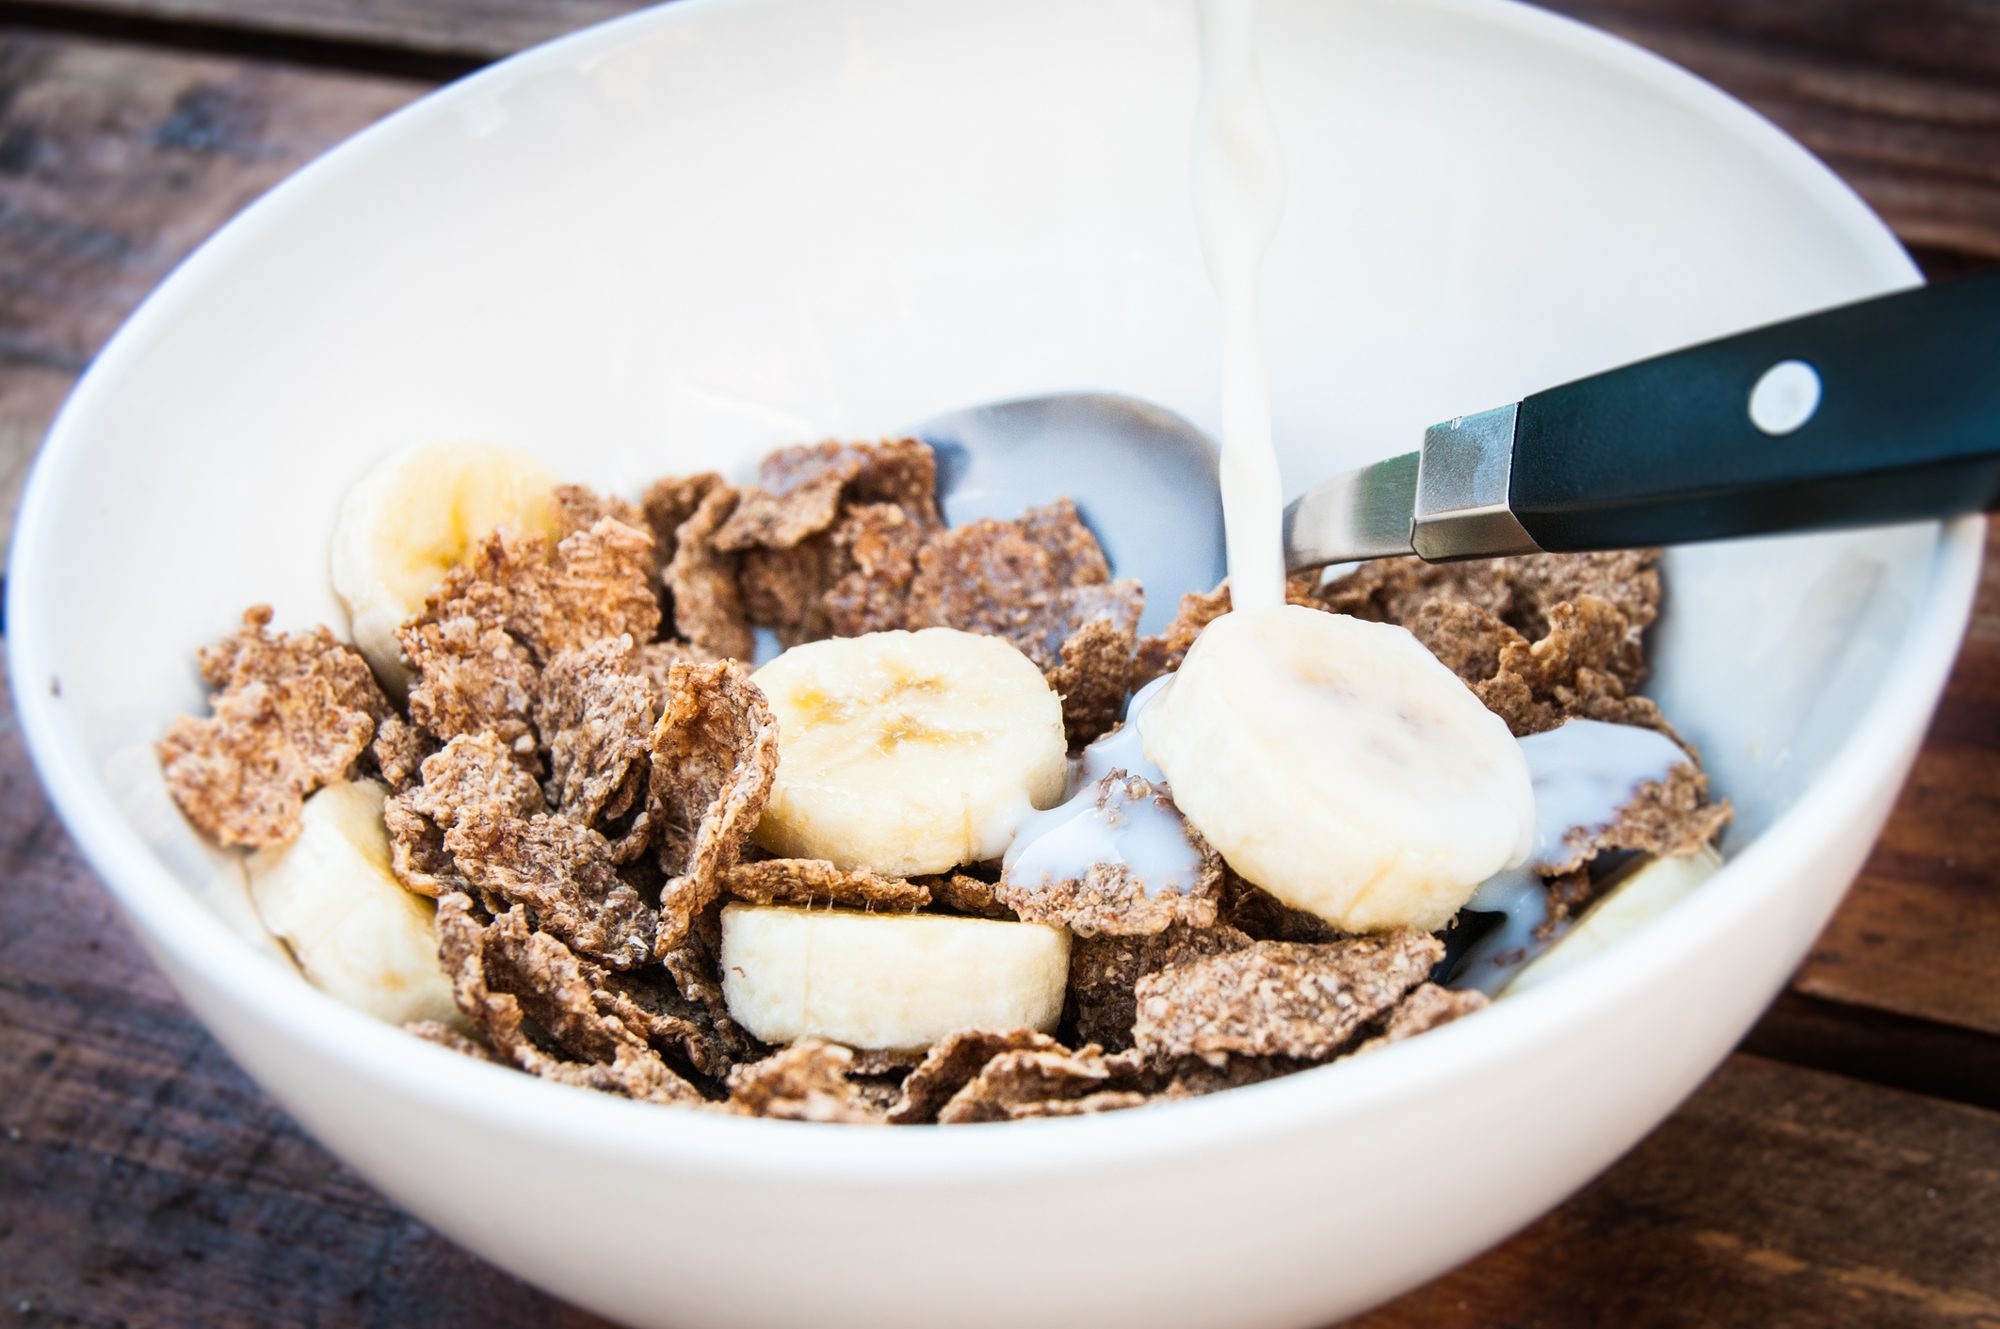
[0,0,491,80]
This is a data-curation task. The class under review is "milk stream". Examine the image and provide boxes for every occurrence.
[1193,0,1288,610]
[1451,720,1694,994]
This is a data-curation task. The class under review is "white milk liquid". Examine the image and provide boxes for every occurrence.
[1452,721,1694,993]
[1192,0,1289,609]
[1002,677,1203,897]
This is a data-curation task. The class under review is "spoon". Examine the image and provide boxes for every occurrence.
[921,271,2000,618]
[916,393,1226,637]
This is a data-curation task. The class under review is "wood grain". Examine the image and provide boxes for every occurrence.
[7,0,645,63]
[0,5,1995,1327]
[12,0,2000,257]
[1360,1054,2000,1329]
[0,31,420,545]
[1545,0,2000,257]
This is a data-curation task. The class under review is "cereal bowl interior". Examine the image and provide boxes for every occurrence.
[8,1,1981,1326]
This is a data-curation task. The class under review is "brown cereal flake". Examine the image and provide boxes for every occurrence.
[1321,550,1661,692]
[159,607,385,846]
[642,472,726,564]
[533,635,656,827]
[722,859,930,911]
[398,612,541,762]
[1537,868,1596,936]
[443,807,656,969]
[479,904,724,1076]
[726,1040,886,1123]
[553,483,646,538]
[405,1020,496,1062]
[1405,600,1527,686]
[435,892,703,1105]
[1545,764,1732,874]
[402,732,545,828]
[998,773,1221,937]
[1503,550,1661,661]
[1002,1090,1153,1119]
[1218,872,1343,944]
[822,502,925,637]
[384,796,460,898]
[711,448,857,551]
[414,519,661,668]
[1474,596,1676,739]
[1154,1053,1306,1100]
[633,640,721,707]
[936,1045,1151,1125]
[714,439,941,553]
[1022,498,1111,584]
[921,872,1016,920]
[904,499,1106,664]
[841,437,944,530]
[195,604,389,718]
[888,1029,1062,1125]
[658,913,763,1066]
[739,540,839,644]
[1048,615,1138,746]
[1065,923,1252,1052]
[1353,983,1488,1055]
[367,712,430,794]
[1318,559,1516,626]
[385,732,544,897]
[647,660,780,952]
[903,500,1147,718]
[848,1046,926,1077]
[665,484,756,660]
[522,518,663,660]
[1133,931,1443,1063]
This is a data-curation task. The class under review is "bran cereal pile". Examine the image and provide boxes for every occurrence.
[159,437,1729,1124]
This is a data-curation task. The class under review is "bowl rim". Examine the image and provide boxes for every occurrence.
[6,0,1985,1179]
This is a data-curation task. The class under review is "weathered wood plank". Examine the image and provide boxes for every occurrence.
[1545,0,2000,258]
[12,0,2000,256]
[0,11,1993,1326]
[0,973,612,1328]
[0,32,421,545]
[9,0,645,63]
[1358,1054,2000,1328]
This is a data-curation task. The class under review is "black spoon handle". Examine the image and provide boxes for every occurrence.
[1507,270,2000,551]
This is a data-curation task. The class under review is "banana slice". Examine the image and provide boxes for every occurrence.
[1506,846,1722,995]
[719,904,1069,1049]
[246,778,459,1027]
[330,441,561,691]
[751,628,1068,876]
[1140,605,1534,932]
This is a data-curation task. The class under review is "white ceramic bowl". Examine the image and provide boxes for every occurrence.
[9,2,1982,1326]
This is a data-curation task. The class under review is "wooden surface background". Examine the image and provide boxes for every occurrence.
[0,2,1996,1325]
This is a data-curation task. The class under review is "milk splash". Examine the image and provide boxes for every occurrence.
[1192,0,1289,610]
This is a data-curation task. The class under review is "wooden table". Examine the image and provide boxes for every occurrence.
[1,2,1995,1324]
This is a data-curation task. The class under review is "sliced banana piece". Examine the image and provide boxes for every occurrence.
[1507,846,1722,996]
[1140,605,1534,933]
[751,627,1068,876]
[330,441,561,691]
[247,778,459,1027]
[719,903,1069,1049]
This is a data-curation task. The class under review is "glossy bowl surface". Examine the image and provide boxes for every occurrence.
[8,1,1980,1325]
